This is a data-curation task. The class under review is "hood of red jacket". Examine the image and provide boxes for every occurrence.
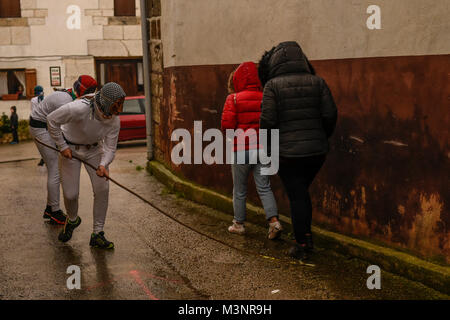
[233,62,262,93]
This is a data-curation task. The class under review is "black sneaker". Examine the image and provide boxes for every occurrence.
[289,243,308,260]
[305,233,314,252]
[89,231,114,249]
[43,205,52,220]
[58,216,81,242]
[49,210,66,225]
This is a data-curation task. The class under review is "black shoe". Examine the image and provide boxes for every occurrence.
[289,243,308,260]
[38,159,45,166]
[305,233,314,252]
[58,216,81,242]
[43,205,52,219]
[89,231,114,249]
[49,210,66,225]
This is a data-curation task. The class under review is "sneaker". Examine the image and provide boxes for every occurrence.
[228,220,245,235]
[288,243,308,260]
[89,231,114,249]
[267,220,283,240]
[58,216,81,242]
[43,205,52,220]
[305,233,314,252]
[49,210,66,225]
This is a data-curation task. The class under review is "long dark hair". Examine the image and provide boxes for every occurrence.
[258,46,276,87]
[11,106,17,113]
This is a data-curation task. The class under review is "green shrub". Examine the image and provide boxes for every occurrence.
[0,114,32,143]
[0,113,11,134]
[18,119,32,140]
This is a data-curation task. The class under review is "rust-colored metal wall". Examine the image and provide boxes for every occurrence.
[155,55,450,263]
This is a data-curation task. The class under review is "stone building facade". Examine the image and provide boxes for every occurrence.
[0,0,143,118]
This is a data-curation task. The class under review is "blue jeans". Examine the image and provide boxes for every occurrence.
[231,150,278,223]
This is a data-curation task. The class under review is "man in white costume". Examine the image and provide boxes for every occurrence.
[30,85,45,166]
[47,82,125,249]
[29,76,98,224]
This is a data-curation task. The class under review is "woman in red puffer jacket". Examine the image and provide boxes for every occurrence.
[221,61,282,239]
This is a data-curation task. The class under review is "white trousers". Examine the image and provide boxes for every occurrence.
[60,145,109,233]
[30,127,61,212]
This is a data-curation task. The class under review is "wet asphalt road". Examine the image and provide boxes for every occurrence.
[0,141,448,300]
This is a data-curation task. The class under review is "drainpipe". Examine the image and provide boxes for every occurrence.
[140,0,153,160]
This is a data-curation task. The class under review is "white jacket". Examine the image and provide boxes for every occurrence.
[47,97,120,167]
[30,91,73,122]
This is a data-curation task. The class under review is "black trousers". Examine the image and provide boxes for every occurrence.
[12,129,19,143]
[278,155,326,244]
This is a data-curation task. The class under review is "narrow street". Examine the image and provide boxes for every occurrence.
[0,141,447,300]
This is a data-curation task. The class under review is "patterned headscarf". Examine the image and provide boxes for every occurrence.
[93,82,126,116]
[73,75,97,97]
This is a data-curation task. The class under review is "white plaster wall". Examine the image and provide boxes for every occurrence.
[63,56,96,90]
[0,0,102,58]
[0,55,95,119]
[0,0,143,59]
[161,0,450,67]
[0,57,65,99]
[0,0,142,107]
[0,100,31,120]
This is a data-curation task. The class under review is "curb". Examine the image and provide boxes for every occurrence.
[147,160,450,295]
[0,157,39,164]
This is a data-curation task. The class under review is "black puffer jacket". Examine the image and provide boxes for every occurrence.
[10,112,18,130]
[259,41,337,158]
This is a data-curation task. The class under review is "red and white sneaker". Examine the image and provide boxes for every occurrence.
[228,220,245,235]
[268,221,283,240]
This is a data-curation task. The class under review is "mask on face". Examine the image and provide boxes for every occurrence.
[94,97,124,120]
[92,82,126,120]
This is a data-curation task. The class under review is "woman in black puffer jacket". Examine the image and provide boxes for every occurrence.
[259,41,338,260]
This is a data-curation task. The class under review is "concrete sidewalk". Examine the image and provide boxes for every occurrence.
[0,141,40,164]
[148,160,450,295]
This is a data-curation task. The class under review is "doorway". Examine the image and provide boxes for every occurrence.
[95,58,144,96]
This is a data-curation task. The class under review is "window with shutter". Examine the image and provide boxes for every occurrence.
[0,0,21,18]
[0,68,30,100]
[114,0,136,16]
[25,69,37,99]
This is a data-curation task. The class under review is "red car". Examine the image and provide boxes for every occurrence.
[118,96,146,142]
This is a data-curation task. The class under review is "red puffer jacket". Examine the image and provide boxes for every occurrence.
[221,61,262,151]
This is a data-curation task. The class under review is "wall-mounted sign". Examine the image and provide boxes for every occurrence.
[50,66,61,87]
